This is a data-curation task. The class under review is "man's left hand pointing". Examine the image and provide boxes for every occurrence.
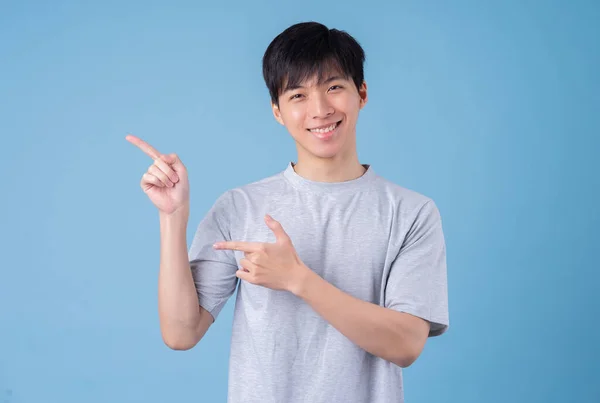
[213,214,311,295]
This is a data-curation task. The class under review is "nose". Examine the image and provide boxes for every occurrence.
[308,93,334,119]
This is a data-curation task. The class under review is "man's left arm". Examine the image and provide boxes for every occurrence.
[291,268,431,368]
[214,204,448,368]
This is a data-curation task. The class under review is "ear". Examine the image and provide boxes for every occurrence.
[271,102,285,126]
[358,81,368,110]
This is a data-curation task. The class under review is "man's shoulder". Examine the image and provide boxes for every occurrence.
[370,171,434,210]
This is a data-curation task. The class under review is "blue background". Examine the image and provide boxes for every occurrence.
[1,1,598,402]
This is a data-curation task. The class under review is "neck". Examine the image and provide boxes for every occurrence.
[292,150,366,183]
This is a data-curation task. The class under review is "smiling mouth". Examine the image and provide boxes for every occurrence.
[307,120,342,134]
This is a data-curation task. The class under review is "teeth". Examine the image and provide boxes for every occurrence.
[310,122,337,133]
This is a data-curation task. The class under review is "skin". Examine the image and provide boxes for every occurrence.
[126,135,213,350]
[272,74,369,183]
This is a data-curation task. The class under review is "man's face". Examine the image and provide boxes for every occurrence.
[271,73,368,161]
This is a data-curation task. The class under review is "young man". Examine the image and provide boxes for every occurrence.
[127,21,449,403]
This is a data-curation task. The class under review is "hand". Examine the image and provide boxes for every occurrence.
[126,134,190,215]
[213,214,310,294]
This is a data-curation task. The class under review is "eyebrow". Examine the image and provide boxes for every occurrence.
[283,76,344,93]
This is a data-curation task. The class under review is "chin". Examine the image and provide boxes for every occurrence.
[306,144,344,159]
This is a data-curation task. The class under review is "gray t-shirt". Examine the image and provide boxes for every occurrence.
[189,162,449,403]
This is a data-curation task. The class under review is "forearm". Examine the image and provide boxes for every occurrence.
[157,204,202,347]
[293,268,426,367]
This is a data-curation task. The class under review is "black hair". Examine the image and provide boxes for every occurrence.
[262,22,366,106]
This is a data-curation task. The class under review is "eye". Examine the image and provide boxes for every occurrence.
[289,93,304,100]
[328,85,343,91]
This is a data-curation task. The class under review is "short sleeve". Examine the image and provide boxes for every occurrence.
[188,192,239,322]
[384,200,449,337]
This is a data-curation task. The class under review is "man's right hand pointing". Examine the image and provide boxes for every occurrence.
[126,134,190,215]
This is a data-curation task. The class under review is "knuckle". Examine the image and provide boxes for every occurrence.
[155,159,166,170]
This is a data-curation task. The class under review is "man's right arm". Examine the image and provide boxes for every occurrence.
[157,203,213,350]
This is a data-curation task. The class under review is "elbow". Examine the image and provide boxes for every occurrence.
[389,344,422,368]
[165,340,195,351]
[162,333,198,351]
[388,316,430,368]
[391,352,418,368]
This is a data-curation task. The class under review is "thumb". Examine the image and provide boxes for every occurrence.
[265,215,290,243]
[160,153,185,171]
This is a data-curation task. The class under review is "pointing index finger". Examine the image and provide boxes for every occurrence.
[125,134,161,160]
